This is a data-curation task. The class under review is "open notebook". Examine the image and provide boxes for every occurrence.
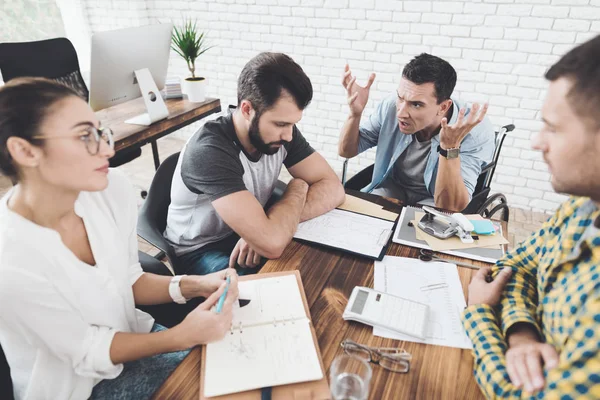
[203,274,324,398]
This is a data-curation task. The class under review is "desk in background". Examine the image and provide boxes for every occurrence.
[154,192,503,400]
[96,97,222,169]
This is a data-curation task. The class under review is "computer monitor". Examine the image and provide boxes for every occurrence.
[90,23,173,125]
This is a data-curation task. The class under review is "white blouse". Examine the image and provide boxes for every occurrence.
[0,169,154,400]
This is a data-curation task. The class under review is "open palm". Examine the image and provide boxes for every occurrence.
[342,64,376,117]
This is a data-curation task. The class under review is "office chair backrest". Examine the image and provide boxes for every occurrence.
[137,152,180,266]
[472,124,515,195]
[0,38,88,101]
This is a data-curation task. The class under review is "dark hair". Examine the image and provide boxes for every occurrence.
[402,53,457,104]
[237,52,313,114]
[545,34,600,129]
[0,77,79,179]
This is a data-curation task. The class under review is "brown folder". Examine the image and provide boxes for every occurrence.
[199,271,331,400]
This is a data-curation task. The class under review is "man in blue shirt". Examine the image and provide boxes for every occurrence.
[338,53,495,211]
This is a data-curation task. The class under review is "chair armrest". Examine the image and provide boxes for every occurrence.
[344,163,375,191]
[138,250,172,276]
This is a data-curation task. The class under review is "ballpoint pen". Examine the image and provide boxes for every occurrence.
[215,275,230,314]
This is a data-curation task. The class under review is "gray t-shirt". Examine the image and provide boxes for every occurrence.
[371,136,432,205]
[164,113,314,255]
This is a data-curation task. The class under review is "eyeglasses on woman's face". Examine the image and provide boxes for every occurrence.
[33,125,114,156]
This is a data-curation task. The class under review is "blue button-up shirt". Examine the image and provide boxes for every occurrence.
[358,94,496,197]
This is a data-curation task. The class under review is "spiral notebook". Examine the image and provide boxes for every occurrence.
[201,273,326,398]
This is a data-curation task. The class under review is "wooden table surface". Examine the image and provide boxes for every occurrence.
[96,97,221,153]
[154,193,499,400]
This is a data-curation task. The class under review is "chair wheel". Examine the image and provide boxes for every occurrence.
[141,190,148,199]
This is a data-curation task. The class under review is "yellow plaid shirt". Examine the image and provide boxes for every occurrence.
[461,197,600,399]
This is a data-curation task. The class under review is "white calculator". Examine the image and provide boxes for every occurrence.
[343,286,429,339]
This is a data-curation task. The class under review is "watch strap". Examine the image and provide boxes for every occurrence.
[169,275,188,304]
[437,145,460,159]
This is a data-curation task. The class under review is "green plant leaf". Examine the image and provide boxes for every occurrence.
[171,18,213,77]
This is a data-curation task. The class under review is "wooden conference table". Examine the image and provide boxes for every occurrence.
[154,192,503,400]
[96,96,222,169]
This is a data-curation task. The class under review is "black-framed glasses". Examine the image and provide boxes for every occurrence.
[340,339,412,373]
[32,126,114,155]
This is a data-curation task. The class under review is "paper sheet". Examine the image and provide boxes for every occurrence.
[205,320,322,397]
[294,208,395,258]
[412,211,508,251]
[373,256,472,349]
[337,194,399,221]
[232,275,307,328]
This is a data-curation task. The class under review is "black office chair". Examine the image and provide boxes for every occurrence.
[0,38,88,100]
[137,152,181,271]
[136,152,210,327]
[343,124,515,222]
[0,38,141,167]
[0,343,13,400]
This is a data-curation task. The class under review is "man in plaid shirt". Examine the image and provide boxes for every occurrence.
[462,35,600,399]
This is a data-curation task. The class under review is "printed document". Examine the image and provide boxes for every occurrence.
[373,256,472,349]
[293,209,395,258]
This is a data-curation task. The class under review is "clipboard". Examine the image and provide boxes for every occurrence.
[293,208,398,261]
[199,271,331,400]
[393,206,505,263]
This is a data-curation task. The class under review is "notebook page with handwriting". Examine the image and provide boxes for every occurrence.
[204,275,322,398]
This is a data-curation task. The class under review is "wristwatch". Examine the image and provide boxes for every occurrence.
[437,145,460,159]
[169,275,188,304]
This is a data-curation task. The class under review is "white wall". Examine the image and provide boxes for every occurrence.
[80,0,600,212]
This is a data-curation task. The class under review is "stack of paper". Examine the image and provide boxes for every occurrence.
[373,256,472,349]
[163,77,183,99]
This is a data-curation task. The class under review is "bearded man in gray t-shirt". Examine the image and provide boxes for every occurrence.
[165,53,345,276]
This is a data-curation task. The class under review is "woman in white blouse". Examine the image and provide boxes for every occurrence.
[0,78,239,400]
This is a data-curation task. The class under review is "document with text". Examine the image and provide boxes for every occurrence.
[373,256,472,349]
[293,208,396,260]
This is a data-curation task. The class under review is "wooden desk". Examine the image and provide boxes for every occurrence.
[154,194,500,400]
[96,97,221,169]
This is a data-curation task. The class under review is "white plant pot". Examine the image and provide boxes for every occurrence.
[184,78,206,103]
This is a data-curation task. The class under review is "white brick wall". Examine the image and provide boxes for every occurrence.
[81,0,600,212]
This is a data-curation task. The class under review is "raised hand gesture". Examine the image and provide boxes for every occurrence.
[440,103,489,149]
[342,64,376,117]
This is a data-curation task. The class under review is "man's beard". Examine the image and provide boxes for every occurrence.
[248,113,287,155]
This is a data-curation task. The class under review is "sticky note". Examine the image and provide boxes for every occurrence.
[469,220,496,235]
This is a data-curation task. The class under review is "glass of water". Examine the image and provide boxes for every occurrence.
[330,354,372,400]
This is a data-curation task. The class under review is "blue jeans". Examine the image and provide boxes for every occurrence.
[176,234,264,276]
[90,324,189,400]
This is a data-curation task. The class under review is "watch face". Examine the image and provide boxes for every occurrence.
[447,148,460,159]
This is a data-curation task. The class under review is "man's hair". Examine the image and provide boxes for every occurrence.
[545,34,600,129]
[237,52,313,114]
[402,53,457,104]
[0,77,79,180]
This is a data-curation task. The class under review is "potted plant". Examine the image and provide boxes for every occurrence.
[171,19,213,102]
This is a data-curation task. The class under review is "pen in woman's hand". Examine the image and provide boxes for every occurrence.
[215,275,230,314]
